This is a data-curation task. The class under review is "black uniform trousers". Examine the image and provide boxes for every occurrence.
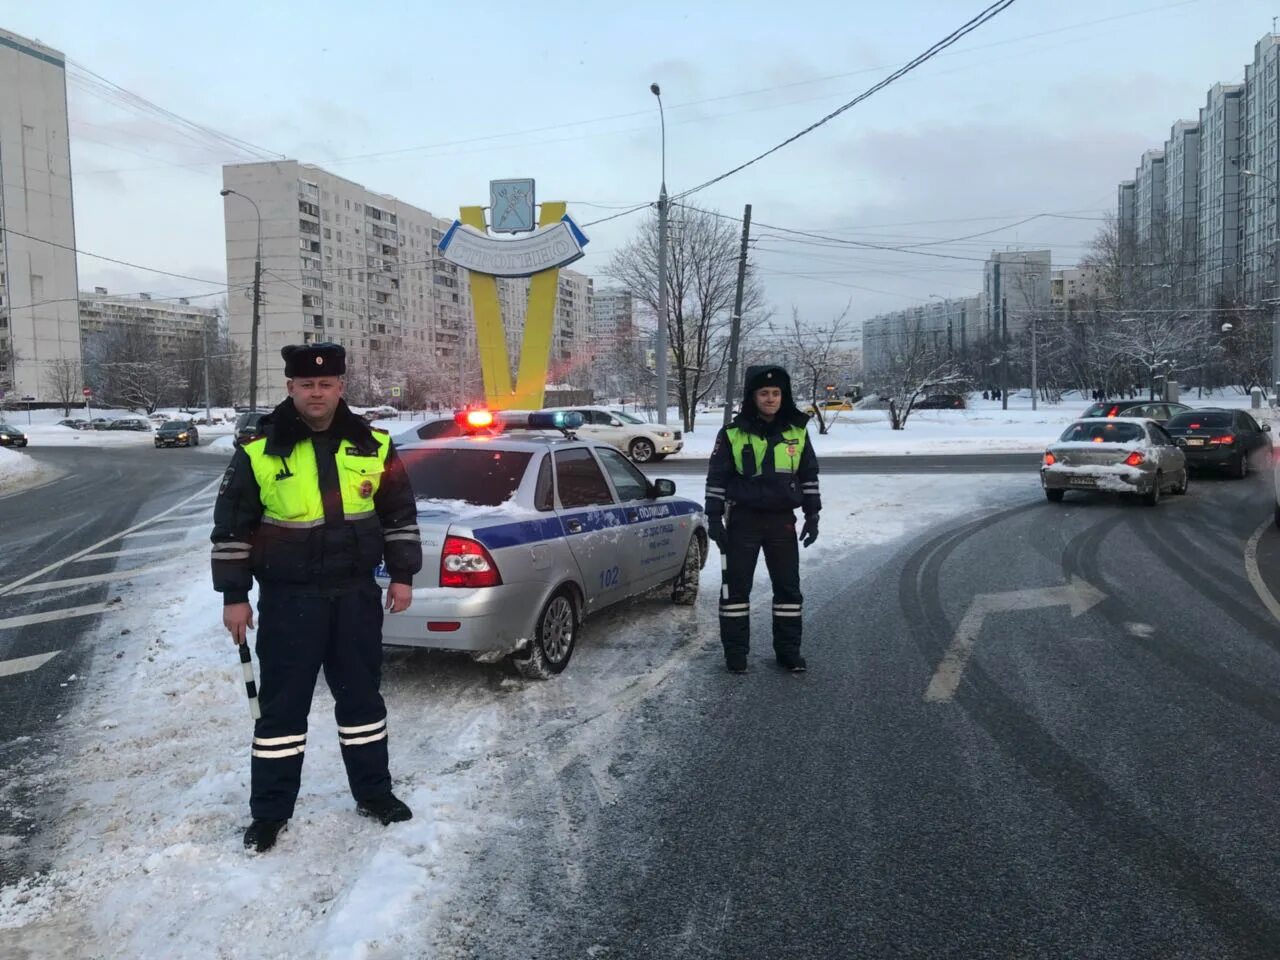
[718,506,803,659]
[250,580,391,820]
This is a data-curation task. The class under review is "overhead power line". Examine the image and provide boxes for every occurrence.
[674,0,1020,200]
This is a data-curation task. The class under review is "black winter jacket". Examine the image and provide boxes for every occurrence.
[210,398,422,603]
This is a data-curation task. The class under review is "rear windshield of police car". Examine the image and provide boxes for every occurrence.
[401,448,532,506]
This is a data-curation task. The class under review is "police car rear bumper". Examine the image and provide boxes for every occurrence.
[378,580,543,653]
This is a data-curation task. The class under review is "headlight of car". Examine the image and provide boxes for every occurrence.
[177,433,188,439]
[657,431,673,439]
[0,434,8,440]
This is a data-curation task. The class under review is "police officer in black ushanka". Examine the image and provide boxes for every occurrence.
[704,364,821,674]
[211,343,422,853]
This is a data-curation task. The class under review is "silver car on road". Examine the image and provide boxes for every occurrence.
[1041,417,1188,506]
[376,417,708,679]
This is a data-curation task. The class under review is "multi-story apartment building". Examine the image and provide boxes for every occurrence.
[592,288,634,340]
[495,270,593,383]
[1051,267,1102,313]
[78,288,219,351]
[1242,35,1280,306]
[1117,181,1137,247]
[859,294,981,379]
[1197,82,1244,306]
[0,29,80,401]
[1164,120,1201,301]
[1134,150,1167,256]
[222,160,592,404]
[983,250,1051,339]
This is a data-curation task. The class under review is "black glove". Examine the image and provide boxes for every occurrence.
[800,515,819,548]
[708,516,726,549]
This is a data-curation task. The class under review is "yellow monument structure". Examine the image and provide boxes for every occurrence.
[437,179,589,410]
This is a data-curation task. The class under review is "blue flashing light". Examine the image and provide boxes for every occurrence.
[527,411,584,430]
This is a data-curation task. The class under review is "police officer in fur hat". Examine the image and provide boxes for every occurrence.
[211,343,422,852]
[704,364,821,674]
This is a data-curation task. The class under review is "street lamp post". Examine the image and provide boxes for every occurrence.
[650,83,669,425]
[220,188,263,411]
[1243,169,1280,398]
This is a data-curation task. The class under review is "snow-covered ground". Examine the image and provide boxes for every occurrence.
[0,447,57,496]
[0,469,1040,958]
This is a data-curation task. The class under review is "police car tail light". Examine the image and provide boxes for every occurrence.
[440,535,502,588]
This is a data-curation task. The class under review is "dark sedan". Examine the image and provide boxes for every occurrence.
[1163,409,1271,478]
[1081,400,1191,424]
[155,420,199,448]
[0,422,28,447]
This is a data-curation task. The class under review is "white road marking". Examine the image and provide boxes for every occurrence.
[122,528,181,539]
[0,650,61,677]
[1125,622,1156,638]
[74,543,180,562]
[1244,517,1280,626]
[5,560,185,595]
[0,477,219,597]
[0,603,116,631]
[924,576,1107,703]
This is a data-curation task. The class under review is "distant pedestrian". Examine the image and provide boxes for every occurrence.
[982,390,989,401]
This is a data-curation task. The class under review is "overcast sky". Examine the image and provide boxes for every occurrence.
[3,0,1274,328]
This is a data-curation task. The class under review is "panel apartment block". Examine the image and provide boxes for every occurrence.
[1197,82,1244,306]
[0,29,80,401]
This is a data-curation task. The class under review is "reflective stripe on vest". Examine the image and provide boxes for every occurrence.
[243,432,390,523]
[726,425,807,477]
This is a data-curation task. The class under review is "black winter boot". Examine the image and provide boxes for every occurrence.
[776,653,807,673]
[357,792,413,825]
[243,818,288,853]
[725,654,748,674]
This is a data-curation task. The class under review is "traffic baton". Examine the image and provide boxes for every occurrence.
[238,643,262,720]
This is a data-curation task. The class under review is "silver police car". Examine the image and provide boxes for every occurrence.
[376,411,709,679]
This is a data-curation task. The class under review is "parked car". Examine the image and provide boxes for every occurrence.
[1041,417,1188,505]
[541,405,682,463]
[854,394,892,410]
[0,422,28,447]
[57,418,90,429]
[154,419,200,448]
[234,410,269,446]
[90,418,113,430]
[1163,408,1270,478]
[390,415,466,447]
[107,418,151,432]
[380,410,707,678]
[1080,399,1190,424]
[915,393,967,410]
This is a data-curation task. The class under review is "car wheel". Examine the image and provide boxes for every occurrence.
[1143,473,1162,507]
[1235,453,1249,479]
[512,588,577,680]
[1275,501,1280,530]
[1045,488,1065,503]
[1171,468,1189,495]
[671,534,702,606]
[629,438,656,463]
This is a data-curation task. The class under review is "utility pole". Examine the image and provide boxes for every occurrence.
[203,317,212,425]
[1001,293,1009,411]
[723,204,752,428]
[651,83,670,425]
[249,255,262,411]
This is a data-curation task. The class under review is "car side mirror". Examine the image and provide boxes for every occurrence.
[1264,423,1272,433]
[650,478,676,498]
[610,419,622,427]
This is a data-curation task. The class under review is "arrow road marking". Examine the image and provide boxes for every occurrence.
[924,576,1107,703]
[0,650,61,677]
[0,602,117,632]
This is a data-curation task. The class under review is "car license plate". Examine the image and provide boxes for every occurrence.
[1068,477,1096,488]
[373,562,389,579]
[1186,438,1204,446]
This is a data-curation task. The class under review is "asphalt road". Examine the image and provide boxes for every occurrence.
[435,465,1280,959]
[0,445,224,883]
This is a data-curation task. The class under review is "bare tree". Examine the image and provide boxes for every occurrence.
[1100,312,1211,400]
[878,321,966,430]
[43,358,83,415]
[84,325,175,413]
[608,205,766,432]
[778,303,857,435]
[208,327,247,407]
[0,339,15,396]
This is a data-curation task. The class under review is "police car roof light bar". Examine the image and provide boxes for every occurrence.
[526,410,584,437]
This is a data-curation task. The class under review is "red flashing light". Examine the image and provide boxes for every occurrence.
[440,535,502,588]
[1124,451,1145,466]
[1107,406,1121,417]
[1043,452,1056,466]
